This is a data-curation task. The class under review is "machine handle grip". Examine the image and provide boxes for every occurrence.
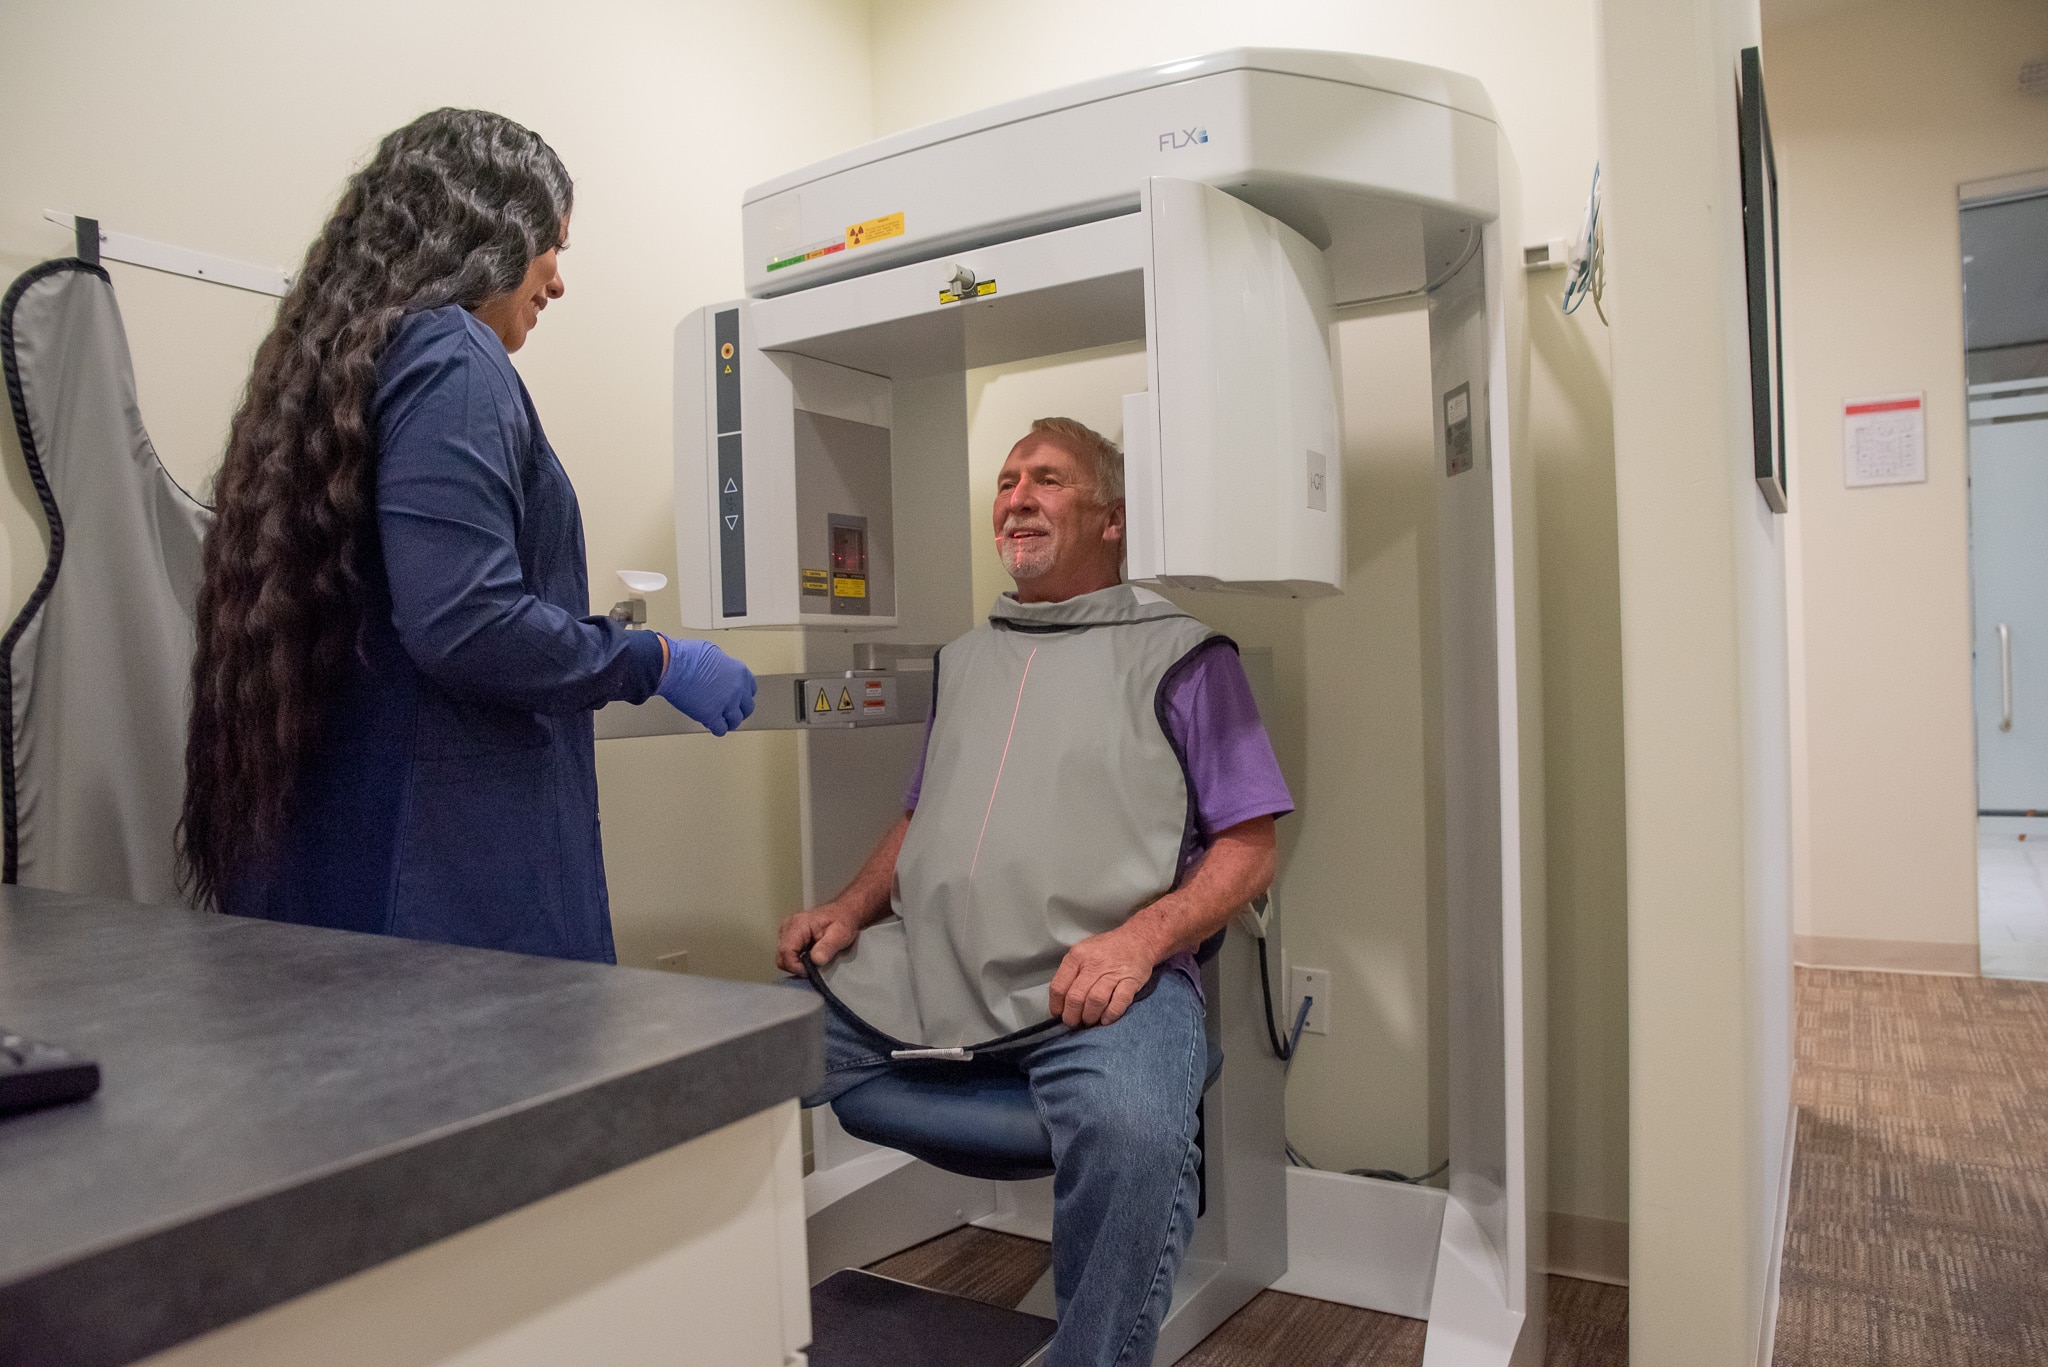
[2000,623,2014,733]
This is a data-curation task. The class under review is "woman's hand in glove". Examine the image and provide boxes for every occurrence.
[657,635,757,736]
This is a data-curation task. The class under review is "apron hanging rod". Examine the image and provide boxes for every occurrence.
[42,210,294,298]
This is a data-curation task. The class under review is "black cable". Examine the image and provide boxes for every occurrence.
[1255,933,1312,1062]
[1256,923,1447,1185]
[0,260,101,883]
[796,953,1194,1060]
[801,953,1072,1058]
[1290,1142,1449,1187]
[1348,1158,1451,1186]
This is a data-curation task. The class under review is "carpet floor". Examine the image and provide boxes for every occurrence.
[870,1225,1626,1365]
[1773,967,2048,1366]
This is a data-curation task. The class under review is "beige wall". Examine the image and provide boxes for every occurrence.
[1769,0,2048,963]
[870,0,1603,246]
[1598,0,1794,1359]
[872,0,1633,1242]
[0,0,880,980]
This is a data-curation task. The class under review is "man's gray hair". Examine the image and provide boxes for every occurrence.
[1028,416,1124,504]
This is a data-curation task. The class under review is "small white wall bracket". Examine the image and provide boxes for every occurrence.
[43,210,294,298]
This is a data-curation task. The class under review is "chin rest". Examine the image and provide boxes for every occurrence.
[830,1030,1225,1183]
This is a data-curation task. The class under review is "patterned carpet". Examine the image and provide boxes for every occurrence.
[1774,968,2048,1366]
[870,1225,1626,1365]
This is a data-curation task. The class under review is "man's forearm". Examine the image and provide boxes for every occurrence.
[1122,816,1277,961]
[833,813,911,926]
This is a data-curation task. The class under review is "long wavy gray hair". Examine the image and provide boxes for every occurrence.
[182,108,572,907]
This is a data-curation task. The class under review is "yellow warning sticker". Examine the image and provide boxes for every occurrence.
[837,687,855,713]
[939,279,998,306]
[845,212,905,250]
[800,568,829,594]
[832,575,867,599]
[813,688,832,714]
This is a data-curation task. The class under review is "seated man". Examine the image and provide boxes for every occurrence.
[776,416,1291,1367]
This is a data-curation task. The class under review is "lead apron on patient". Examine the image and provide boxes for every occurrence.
[0,260,210,904]
[822,584,1215,1049]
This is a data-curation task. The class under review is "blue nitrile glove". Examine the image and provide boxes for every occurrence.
[657,635,757,736]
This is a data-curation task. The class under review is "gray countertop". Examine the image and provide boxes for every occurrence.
[0,885,822,1367]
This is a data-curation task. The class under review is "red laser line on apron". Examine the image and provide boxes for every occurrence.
[967,645,1037,885]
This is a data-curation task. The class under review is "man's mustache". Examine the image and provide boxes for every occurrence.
[1000,518,1051,536]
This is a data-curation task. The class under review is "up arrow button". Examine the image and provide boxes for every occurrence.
[724,478,738,494]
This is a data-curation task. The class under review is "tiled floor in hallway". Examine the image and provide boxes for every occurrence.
[1977,815,2048,980]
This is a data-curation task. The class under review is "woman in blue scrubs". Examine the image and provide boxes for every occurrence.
[181,109,752,962]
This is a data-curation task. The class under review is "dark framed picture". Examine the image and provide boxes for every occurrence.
[1739,45,1788,513]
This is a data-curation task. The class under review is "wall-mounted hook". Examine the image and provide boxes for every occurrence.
[42,211,292,296]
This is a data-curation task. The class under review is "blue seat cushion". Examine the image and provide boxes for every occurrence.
[833,1063,1055,1182]
[829,1037,1226,1184]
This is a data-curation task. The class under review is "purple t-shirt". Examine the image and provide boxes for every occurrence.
[902,638,1293,994]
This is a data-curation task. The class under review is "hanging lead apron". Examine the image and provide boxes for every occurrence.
[0,259,212,904]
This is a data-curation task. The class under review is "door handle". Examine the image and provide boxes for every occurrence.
[2000,623,2013,732]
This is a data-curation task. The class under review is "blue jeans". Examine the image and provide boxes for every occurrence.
[801,971,1208,1367]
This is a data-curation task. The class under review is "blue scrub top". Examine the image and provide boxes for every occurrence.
[224,306,665,962]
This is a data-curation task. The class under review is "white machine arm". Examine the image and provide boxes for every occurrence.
[674,178,1342,629]
[1140,178,1341,593]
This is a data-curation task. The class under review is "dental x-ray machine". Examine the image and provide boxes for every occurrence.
[605,48,1541,1366]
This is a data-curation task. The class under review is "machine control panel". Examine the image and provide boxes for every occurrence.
[675,304,899,630]
[713,308,746,617]
[828,514,869,616]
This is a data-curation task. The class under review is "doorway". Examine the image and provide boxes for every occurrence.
[1965,177,2048,980]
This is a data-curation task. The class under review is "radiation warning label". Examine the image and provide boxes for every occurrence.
[801,675,898,726]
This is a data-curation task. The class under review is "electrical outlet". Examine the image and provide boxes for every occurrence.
[1287,966,1330,1036]
[654,950,690,974]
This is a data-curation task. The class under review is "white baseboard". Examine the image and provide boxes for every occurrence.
[1793,934,1977,976]
[1271,1166,1447,1320]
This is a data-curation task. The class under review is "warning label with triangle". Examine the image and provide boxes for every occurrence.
[837,687,854,713]
[813,687,832,714]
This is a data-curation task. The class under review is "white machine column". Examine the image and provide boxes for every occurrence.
[1422,154,1544,1367]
